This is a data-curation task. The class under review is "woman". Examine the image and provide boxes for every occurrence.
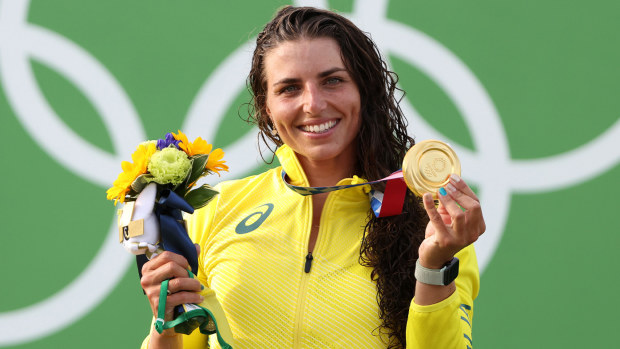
[140,6,484,348]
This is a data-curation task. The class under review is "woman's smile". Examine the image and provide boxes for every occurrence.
[299,119,339,134]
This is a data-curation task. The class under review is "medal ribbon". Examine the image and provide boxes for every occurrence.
[155,270,233,349]
[281,170,407,217]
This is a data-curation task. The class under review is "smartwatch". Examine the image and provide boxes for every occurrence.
[415,257,459,286]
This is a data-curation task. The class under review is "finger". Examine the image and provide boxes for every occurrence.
[444,183,486,239]
[142,250,190,274]
[438,187,466,232]
[165,292,205,313]
[435,195,453,226]
[444,181,482,213]
[167,277,203,294]
[423,193,450,237]
[449,174,479,202]
[142,261,192,288]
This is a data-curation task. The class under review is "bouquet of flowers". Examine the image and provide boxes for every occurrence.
[106,131,233,343]
[107,130,227,260]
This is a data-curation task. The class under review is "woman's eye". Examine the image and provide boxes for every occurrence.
[326,77,342,85]
[279,85,299,94]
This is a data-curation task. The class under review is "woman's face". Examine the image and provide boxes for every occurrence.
[264,37,361,167]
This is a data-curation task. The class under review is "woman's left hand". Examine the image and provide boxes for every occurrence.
[418,174,486,269]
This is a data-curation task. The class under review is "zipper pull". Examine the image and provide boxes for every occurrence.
[304,252,314,273]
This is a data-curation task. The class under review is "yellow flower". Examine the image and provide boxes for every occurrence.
[173,130,212,157]
[106,142,157,204]
[173,130,228,175]
[206,148,229,175]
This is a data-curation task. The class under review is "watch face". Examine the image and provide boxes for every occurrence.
[442,257,460,285]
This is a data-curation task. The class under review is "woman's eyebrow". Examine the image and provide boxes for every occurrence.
[272,77,300,87]
[318,67,347,78]
[272,67,347,87]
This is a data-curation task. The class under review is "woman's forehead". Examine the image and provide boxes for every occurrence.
[263,38,345,80]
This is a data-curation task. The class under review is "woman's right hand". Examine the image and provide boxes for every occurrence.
[140,246,204,339]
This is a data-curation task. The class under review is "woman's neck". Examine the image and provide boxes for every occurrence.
[297,154,356,187]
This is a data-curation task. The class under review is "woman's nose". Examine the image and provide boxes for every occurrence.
[302,83,326,115]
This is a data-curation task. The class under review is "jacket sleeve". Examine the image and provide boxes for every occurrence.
[406,244,480,349]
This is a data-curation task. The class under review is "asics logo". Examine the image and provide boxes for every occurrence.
[235,204,275,235]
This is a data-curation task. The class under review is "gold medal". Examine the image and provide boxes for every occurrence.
[402,140,461,199]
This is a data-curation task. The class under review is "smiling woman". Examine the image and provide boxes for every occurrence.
[139,5,485,349]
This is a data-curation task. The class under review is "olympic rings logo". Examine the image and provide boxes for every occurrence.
[1,0,619,345]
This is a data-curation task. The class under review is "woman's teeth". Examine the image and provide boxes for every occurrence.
[301,120,337,133]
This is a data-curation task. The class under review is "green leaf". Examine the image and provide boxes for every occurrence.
[184,184,219,209]
[185,154,209,187]
[130,174,154,193]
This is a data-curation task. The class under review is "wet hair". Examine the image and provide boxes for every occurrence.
[245,6,428,348]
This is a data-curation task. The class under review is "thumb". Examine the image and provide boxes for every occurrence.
[195,243,200,255]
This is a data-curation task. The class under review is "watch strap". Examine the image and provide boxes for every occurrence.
[415,257,459,286]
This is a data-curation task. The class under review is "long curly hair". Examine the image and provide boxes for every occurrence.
[245,6,428,348]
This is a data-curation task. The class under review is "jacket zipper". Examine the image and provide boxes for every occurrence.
[304,252,314,273]
[293,193,331,348]
[293,266,311,348]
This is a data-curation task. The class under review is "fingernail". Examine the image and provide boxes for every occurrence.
[439,187,447,196]
[200,284,205,290]
[446,183,457,193]
[450,174,461,183]
[198,295,204,302]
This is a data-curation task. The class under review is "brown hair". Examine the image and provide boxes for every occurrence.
[246,6,428,348]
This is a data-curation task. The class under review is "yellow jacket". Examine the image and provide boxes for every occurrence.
[142,144,479,348]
